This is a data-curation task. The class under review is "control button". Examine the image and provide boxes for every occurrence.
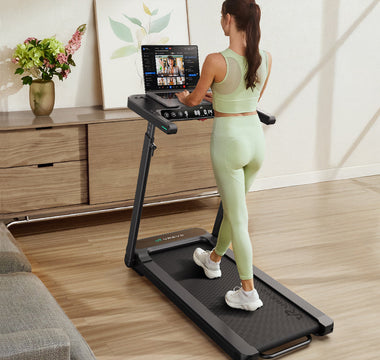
[177,111,183,118]
[184,111,189,118]
[170,112,176,118]
[163,112,170,118]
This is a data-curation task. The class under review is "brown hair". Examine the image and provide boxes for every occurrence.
[222,0,262,89]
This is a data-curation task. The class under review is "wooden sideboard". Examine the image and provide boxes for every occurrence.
[0,106,217,220]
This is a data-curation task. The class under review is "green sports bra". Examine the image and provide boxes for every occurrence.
[211,48,268,113]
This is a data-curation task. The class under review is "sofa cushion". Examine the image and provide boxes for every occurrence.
[0,273,96,360]
[0,328,70,360]
[0,223,31,274]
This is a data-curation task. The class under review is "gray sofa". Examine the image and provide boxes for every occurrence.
[0,222,96,360]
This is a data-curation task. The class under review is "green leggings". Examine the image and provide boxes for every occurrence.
[211,115,265,280]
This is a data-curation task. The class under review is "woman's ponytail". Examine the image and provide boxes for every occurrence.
[222,0,262,90]
[245,3,261,89]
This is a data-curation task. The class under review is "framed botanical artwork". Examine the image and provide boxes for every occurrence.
[94,0,190,109]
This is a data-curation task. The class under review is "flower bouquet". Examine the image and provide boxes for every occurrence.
[11,24,86,116]
[12,24,86,85]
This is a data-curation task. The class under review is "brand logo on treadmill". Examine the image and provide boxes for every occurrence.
[284,309,303,320]
[260,287,304,320]
[163,233,185,241]
[155,233,185,242]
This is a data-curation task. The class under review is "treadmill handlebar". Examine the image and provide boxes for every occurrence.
[257,109,276,125]
[128,95,178,134]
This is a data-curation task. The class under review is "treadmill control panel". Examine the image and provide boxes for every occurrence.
[160,104,214,120]
[128,94,276,135]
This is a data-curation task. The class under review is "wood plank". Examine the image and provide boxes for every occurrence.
[9,175,380,360]
[0,126,87,167]
[0,106,140,131]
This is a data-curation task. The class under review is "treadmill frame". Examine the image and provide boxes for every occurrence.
[124,95,333,359]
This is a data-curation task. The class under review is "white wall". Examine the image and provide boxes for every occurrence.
[1,0,379,189]
[0,0,102,111]
[257,0,380,188]
[189,0,380,189]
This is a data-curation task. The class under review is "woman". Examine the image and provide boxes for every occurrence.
[165,55,181,76]
[176,0,272,311]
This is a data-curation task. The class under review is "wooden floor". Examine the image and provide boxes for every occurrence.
[10,175,380,360]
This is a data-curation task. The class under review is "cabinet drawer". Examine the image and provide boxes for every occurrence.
[0,160,88,213]
[0,126,87,168]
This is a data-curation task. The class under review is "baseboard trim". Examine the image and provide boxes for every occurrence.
[251,164,380,191]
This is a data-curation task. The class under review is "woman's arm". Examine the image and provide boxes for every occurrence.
[176,53,220,106]
[258,51,272,101]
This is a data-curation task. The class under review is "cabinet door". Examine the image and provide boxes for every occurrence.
[87,119,216,205]
[88,120,144,204]
[145,119,216,201]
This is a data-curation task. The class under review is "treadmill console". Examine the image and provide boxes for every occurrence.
[127,95,275,135]
[160,103,214,120]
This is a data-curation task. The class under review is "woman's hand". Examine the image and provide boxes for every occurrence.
[175,90,190,104]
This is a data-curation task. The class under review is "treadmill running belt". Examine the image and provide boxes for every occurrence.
[150,242,320,353]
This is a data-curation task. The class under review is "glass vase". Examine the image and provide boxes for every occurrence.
[29,80,55,116]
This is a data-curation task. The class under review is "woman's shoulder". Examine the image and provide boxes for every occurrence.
[201,52,226,81]
[205,52,225,62]
[203,52,226,69]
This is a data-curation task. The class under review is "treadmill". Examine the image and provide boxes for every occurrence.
[125,95,333,360]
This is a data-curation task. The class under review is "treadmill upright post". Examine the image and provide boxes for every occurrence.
[125,122,156,267]
[212,202,223,239]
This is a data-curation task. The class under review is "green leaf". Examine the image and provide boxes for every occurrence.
[111,45,138,59]
[21,76,33,85]
[151,9,159,16]
[159,37,169,44]
[109,17,133,42]
[123,14,142,27]
[41,72,51,81]
[143,3,151,15]
[150,12,171,34]
[15,68,24,75]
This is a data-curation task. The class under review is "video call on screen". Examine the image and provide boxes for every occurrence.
[142,46,199,90]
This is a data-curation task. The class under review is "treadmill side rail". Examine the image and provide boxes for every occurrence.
[314,315,334,336]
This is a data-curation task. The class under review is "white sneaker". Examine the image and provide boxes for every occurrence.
[225,287,263,311]
[193,248,221,279]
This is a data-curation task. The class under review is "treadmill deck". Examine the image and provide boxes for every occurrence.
[148,238,320,354]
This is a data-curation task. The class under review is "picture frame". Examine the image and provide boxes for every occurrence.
[94,0,190,109]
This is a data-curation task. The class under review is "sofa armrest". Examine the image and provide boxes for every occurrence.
[0,223,31,274]
[0,328,70,360]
